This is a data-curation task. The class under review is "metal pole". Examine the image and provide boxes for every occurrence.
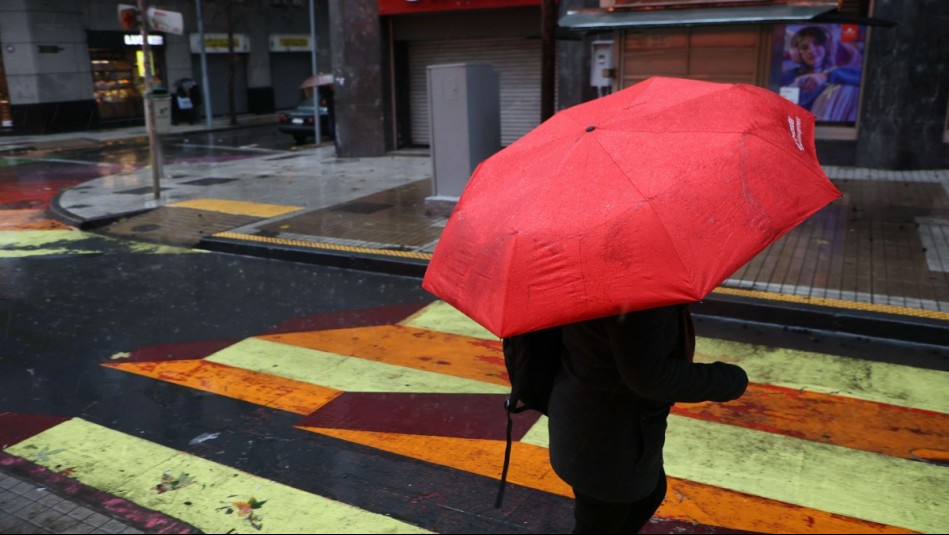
[138,0,162,199]
[309,0,321,144]
[196,0,213,128]
[541,0,558,122]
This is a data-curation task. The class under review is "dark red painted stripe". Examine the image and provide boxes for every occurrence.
[0,412,70,449]
[296,392,541,441]
[119,303,431,363]
[262,301,431,335]
[643,517,757,534]
[121,338,238,363]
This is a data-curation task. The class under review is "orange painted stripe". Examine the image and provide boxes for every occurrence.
[910,448,949,463]
[103,360,341,415]
[259,325,508,386]
[299,427,914,534]
[674,382,949,461]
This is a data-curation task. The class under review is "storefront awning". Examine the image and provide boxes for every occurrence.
[559,4,893,30]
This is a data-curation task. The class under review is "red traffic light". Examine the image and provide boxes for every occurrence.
[118,6,140,31]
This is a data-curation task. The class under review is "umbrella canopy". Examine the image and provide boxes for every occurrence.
[299,73,334,90]
[421,76,841,338]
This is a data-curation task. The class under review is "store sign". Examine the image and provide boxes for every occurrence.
[189,33,250,54]
[124,34,165,46]
[147,7,184,35]
[269,34,311,52]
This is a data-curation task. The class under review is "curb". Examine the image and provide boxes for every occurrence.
[198,234,430,279]
[48,189,155,230]
[693,290,949,348]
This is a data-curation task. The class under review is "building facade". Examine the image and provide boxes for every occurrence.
[0,0,331,134]
[1,0,946,169]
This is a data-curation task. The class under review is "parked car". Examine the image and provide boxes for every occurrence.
[277,97,329,144]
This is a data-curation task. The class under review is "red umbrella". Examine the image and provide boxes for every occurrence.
[421,76,841,338]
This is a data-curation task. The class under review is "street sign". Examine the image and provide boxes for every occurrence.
[147,7,184,35]
[117,4,139,31]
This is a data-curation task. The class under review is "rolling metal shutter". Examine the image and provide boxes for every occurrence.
[270,53,311,110]
[621,26,765,88]
[408,37,542,147]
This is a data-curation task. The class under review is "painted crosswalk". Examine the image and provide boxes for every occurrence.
[3,300,948,533]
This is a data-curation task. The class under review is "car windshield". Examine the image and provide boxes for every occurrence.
[296,98,315,111]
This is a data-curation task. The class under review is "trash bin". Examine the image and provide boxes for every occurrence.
[152,93,172,134]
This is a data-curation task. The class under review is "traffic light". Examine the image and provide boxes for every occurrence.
[118,4,140,31]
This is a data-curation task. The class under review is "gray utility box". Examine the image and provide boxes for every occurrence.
[425,63,501,217]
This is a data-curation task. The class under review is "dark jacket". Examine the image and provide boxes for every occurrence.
[547,305,747,502]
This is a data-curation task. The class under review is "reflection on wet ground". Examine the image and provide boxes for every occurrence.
[0,125,293,210]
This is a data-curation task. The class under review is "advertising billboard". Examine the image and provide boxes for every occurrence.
[770,23,866,125]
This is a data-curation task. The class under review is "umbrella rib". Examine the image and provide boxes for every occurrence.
[591,134,697,296]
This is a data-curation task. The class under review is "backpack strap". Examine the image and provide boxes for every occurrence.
[495,401,515,508]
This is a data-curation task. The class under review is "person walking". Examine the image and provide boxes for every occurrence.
[547,304,749,534]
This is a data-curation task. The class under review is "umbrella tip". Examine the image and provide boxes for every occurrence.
[585,125,596,132]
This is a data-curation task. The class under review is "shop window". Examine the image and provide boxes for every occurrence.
[768,23,867,129]
[91,49,143,120]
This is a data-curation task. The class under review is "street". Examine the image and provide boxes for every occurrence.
[1,128,947,534]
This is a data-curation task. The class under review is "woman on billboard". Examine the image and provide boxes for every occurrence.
[780,25,862,123]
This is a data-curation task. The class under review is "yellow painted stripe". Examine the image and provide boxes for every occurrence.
[712,286,949,322]
[206,337,507,394]
[300,428,914,534]
[0,230,196,257]
[212,231,433,261]
[696,337,949,414]
[260,325,508,386]
[0,230,99,257]
[169,198,302,218]
[400,301,498,341]
[5,419,431,534]
[664,415,948,533]
[103,360,341,415]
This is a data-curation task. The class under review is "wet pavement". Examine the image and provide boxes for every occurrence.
[1,118,948,533]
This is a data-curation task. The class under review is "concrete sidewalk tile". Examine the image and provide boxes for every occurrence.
[61,524,96,534]
[0,491,33,514]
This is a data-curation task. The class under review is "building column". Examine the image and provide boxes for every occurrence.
[328,0,386,157]
[855,0,949,169]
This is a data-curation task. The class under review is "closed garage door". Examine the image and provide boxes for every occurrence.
[408,37,541,147]
[271,53,311,110]
[194,54,249,116]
